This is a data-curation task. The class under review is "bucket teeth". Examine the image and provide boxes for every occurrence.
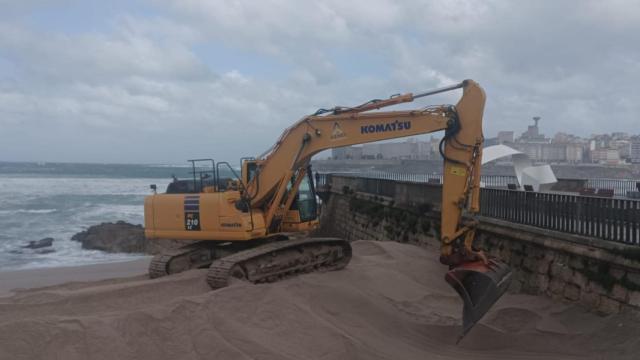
[445,258,512,341]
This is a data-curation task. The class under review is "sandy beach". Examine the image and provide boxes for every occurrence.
[0,240,638,359]
[0,257,151,297]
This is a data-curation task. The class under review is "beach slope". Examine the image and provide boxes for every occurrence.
[0,240,637,359]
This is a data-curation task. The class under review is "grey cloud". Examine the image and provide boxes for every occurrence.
[1,0,639,163]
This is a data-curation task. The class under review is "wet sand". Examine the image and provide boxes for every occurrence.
[0,257,151,297]
[0,241,637,359]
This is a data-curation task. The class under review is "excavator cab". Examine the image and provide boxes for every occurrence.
[165,159,217,194]
[281,170,319,232]
[288,171,318,223]
[241,158,258,186]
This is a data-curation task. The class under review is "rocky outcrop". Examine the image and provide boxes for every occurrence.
[71,221,190,255]
[22,237,54,249]
[72,221,146,253]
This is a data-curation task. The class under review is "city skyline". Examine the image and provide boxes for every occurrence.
[331,117,640,165]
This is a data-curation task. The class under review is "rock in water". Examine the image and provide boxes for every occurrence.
[22,237,54,249]
[72,221,146,253]
[71,221,191,254]
[35,248,56,254]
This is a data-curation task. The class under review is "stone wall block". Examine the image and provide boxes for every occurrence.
[510,241,524,254]
[532,246,546,259]
[560,266,574,283]
[580,291,601,308]
[608,267,626,281]
[536,258,552,274]
[586,280,606,296]
[512,270,528,285]
[510,253,524,267]
[611,284,629,302]
[550,262,565,278]
[563,284,580,301]
[626,272,640,287]
[569,257,585,270]
[499,246,512,262]
[598,296,621,315]
[548,278,565,295]
[628,291,640,308]
[522,257,537,272]
[543,251,555,262]
[567,270,587,289]
[530,274,549,293]
[522,245,539,259]
[587,260,600,274]
[549,292,564,302]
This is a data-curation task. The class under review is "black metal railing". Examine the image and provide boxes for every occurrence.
[316,171,640,197]
[315,172,518,188]
[480,188,640,245]
[323,174,640,245]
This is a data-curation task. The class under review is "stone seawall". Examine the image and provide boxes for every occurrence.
[317,185,640,314]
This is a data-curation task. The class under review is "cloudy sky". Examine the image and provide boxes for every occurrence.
[1,0,639,163]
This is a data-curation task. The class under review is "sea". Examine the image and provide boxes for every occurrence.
[0,162,218,271]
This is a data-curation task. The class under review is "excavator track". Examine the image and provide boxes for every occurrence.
[149,243,215,279]
[206,237,352,289]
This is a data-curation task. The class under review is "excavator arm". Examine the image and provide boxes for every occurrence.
[245,80,511,339]
[247,80,482,251]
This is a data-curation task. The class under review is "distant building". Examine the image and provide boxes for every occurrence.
[590,148,621,164]
[362,141,419,160]
[611,139,631,160]
[541,144,567,162]
[631,137,640,163]
[497,131,514,144]
[513,143,578,163]
[519,117,547,142]
[510,118,589,163]
[426,136,441,159]
[612,132,630,140]
[339,137,442,160]
[417,137,439,159]
[361,143,381,159]
[565,144,585,163]
[331,146,363,160]
[590,134,612,150]
[553,132,582,144]
[484,137,499,147]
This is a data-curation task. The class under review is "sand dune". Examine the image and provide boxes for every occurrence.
[0,240,638,359]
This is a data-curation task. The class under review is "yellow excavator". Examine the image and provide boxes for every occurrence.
[144,79,512,339]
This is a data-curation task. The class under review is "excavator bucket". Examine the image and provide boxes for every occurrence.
[445,258,512,341]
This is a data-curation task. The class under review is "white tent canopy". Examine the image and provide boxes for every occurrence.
[482,144,557,191]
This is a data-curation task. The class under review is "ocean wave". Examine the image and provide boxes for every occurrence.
[0,209,58,215]
[0,173,165,269]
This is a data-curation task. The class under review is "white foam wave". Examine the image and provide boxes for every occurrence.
[0,176,168,270]
[0,209,58,215]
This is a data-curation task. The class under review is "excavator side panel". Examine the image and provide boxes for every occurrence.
[144,192,266,241]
